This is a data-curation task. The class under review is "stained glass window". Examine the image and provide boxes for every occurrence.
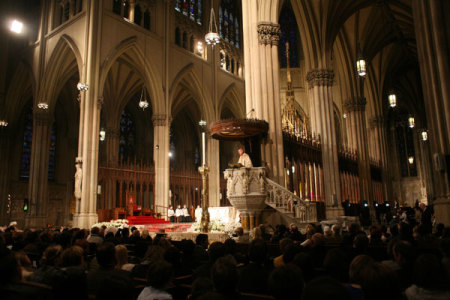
[174,0,203,25]
[113,0,121,15]
[20,105,33,180]
[119,109,136,162]
[135,4,142,25]
[279,0,300,68]
[219,0,241,47]
[48,123,56,181]
[144,10,150,30]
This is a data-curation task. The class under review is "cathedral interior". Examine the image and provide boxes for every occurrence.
[0,0,448,228]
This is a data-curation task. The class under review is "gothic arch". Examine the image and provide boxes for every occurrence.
[218,83,245,119]
[4,61,35,127]
[40,35,82,112]
[169,63,214,122]
[99,36,164,115]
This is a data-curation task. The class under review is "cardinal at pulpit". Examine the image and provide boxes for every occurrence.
[238,148,253,168]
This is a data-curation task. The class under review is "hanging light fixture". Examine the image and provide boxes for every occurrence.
[0,120,8,127]
[138,85,149,110]
[408,156,414,165]
[388,92,397,108]
[99,128,106,141]
[37,101,49,110]
[205,5,220,46]
[408,116,415,128]
[421,130,428,141]
[356,43,366,77]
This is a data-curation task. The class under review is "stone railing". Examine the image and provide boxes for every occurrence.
[265,178,317,223]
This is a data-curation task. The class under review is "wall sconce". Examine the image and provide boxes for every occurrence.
[421,130,428,141]
[408,117,415,128]
[99,128,106,141]
[77,83,89,91]
[37,101,49,110]
[388,92,397,108]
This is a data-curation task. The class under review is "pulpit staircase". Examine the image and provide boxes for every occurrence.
[264,178,318,224]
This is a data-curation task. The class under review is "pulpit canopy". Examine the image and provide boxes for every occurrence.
[209,118,268,141]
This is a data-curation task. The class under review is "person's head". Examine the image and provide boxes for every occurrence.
[91,226,100,235]
[413,253,448,290]
[323,248,350,282]
[293,253,315,283]
[42,244,62,266]
[164,246,181,266]
[177,205,181,209]
[190,277,214,300]
[235,227,244,237]
[279,237,294,253]
[169,205,173,209]
[238,148,244,156]
[419,202,426,210]
[353,234,369,252]
[61,245,84,268]
[349,254,375,284]
[0,247,22,283]
[392,240,415,265]
[357,262,401,300]
[248,238,267,264]
[269,264,304,300]
[146,260,173,290]
[212,257,238,295]
[301,276,351,300]
[115,244,129,268]
[183,204,187,208]
[323,226,332,237]
[208,242,225,263]
[196,233,209,248]
[96,242,116,268]
[332,224,341,236]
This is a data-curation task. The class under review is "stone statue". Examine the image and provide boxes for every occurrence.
[74,157,82,199]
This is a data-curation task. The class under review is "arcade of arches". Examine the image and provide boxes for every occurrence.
[0,0,448,228]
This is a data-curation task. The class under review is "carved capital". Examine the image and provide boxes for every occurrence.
[344,97,367,112]
[306,69,334,88]
[257,22,281,45]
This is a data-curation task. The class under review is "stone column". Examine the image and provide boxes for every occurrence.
[73,0,103,229]
[128,0,136,23]
[0,129,11,225]
[242,1,284,184]
[345,97,375,220]
[306,69,343,218]
[25,110,52,227]
[412,0,450,225]
[153,114,170,218]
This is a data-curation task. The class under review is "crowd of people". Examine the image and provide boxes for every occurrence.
[1,213,450,299]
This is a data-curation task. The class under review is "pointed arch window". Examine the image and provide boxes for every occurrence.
[279,0,300,68]
[20,105,33,180]
[135,4,142,25]
[175,27,181,46]
[119,109,136,162]
[143,9,151,30]
[219,0,241,48]
[48,124,56,181]
[174,0,203,25]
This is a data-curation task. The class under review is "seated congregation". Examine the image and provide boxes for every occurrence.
[1,220,450,300]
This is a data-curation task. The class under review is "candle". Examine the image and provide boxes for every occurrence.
[202,132,205,166]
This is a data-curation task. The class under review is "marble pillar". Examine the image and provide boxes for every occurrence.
[153,114,170,218]
[242,1,284,184]
[73,0,103,229]
[345,97,375,220]
[412,0,450,225]
[306,69,343,218]
[25,110,52,227]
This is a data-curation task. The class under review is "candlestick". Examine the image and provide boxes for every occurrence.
[202,132,205,166]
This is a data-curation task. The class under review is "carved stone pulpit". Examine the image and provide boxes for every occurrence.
[224,167,267,231]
